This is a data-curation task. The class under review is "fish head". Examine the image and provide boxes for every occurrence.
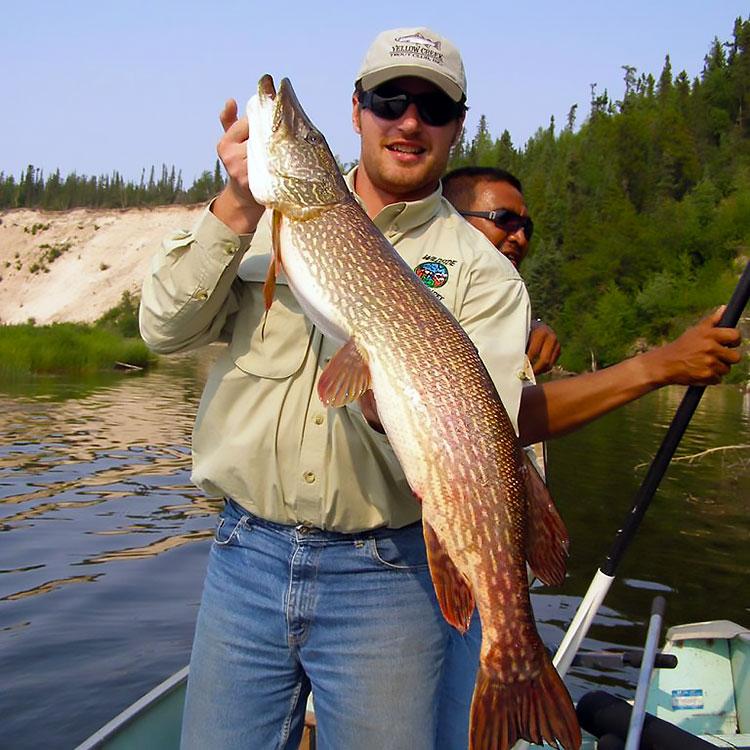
[246,75,349,220]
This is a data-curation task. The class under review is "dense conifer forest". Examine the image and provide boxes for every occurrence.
[448,16,750,370]
[2,16,749,372]
[0,162,227,211]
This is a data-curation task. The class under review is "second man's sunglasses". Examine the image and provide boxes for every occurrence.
[359,84,466,127]
[459,209,534,241]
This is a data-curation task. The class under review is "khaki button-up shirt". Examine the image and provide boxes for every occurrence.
[140,172,530,532]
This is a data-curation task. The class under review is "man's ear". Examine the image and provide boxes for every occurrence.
[352,94,362,134]
[451,113,466,148]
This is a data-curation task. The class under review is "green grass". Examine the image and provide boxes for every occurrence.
[0,321,156,379]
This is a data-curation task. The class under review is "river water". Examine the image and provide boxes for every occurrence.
[1,351,748,749]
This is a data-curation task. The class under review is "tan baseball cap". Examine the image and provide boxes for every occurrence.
[355,27,467,103]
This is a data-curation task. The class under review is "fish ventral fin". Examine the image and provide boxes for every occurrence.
[522,450,569,587]
[469,653,581,750]
[423,522,474,634]
[261,210,284,340]
[317,338,371,407]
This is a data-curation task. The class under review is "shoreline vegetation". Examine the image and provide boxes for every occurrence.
[0,292,155,380]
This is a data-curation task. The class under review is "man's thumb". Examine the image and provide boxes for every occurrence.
[708,304,727,326]
[220,99,238,132]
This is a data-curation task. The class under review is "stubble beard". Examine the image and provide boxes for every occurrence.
[364,146,447,201]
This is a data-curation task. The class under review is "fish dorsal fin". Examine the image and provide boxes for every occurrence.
[317,338,371,407]
[523,450,569,587]
[263,209,284,312]
[423,521,474,634]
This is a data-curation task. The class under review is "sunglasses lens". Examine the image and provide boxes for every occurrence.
[416,92,459,126]
[497,213,533,240]
[368,91,408,120]
[363,86,461,126]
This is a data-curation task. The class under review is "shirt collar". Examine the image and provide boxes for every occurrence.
[344,166,443,237]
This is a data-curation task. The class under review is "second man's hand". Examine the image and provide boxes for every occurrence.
[527,319,561,376]
[643,306,742,386]
[359,389,385,434]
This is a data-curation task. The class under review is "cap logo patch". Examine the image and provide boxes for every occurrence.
[391,33,444,65]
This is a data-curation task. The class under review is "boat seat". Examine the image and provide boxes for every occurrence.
[647,620,749,737]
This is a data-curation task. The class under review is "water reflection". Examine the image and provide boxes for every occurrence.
[0,348,748,749]
[0,350,221,749]
[1,573,103,601]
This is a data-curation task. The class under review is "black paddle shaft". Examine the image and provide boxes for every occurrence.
[602,262,750,577]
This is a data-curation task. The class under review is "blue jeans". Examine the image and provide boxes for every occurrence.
[435,612,482,750]
[181,499,473,749]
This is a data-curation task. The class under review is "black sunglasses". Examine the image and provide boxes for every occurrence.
[459,209,534,241]
[359,84,466,127]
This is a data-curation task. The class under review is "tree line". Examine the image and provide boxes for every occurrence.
[0,162,227,210]
[448,16,750,372]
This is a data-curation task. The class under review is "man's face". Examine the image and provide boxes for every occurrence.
[353,76,464,203]
[464,180,530,268]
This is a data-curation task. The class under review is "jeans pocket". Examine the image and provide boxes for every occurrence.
[367,530,429,572]
[213,515,246,546]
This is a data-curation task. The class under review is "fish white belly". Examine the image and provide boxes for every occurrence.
[280,223,350,345]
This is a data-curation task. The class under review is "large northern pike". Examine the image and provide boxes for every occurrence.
[246,74,580,750]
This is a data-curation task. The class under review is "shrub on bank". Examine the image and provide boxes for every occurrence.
[0,321,155,379]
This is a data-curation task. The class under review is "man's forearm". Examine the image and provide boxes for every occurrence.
[518,309,742,445]
[518,354,658,445]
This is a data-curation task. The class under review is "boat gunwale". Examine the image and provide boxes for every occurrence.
[74,665,189,750]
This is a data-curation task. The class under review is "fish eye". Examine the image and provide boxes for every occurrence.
[305,131,322,145]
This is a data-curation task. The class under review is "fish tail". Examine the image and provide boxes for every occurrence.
[469,654,581,750]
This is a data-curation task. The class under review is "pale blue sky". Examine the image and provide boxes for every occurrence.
[2,1,747,185]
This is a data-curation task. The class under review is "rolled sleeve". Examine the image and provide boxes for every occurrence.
[139,205,254,353]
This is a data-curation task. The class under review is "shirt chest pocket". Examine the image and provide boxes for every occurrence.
[229,280,314,379]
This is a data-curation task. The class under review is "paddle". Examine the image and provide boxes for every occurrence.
[624,595,666,750]
[552,260,750,677]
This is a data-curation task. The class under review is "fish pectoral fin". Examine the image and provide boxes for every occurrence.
[317,338,371,407]
[423,522,474,634]
[262,210,284,312]
[522,451,570,588]
[261,211,284,341]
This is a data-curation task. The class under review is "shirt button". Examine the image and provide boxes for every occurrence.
[313,414,324,425]
[303,471,316,484]
[194,288,209,301]
[224,242,236,256]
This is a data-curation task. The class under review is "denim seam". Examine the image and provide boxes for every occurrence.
[277,677,303,749]
[213,514,249,546]
[286,543,303,647]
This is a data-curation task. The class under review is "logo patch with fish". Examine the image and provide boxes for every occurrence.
[414,261,449,288]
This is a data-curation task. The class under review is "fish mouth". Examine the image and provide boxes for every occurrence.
[247,73,347,216]
[246,75,279,206]
[248,74,312,202]
[256,76,313,138]
[258,74,277,100]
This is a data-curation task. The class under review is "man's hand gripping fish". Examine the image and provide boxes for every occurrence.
[246,74,581,750]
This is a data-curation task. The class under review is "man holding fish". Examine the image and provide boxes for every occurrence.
[140,25,742,750]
